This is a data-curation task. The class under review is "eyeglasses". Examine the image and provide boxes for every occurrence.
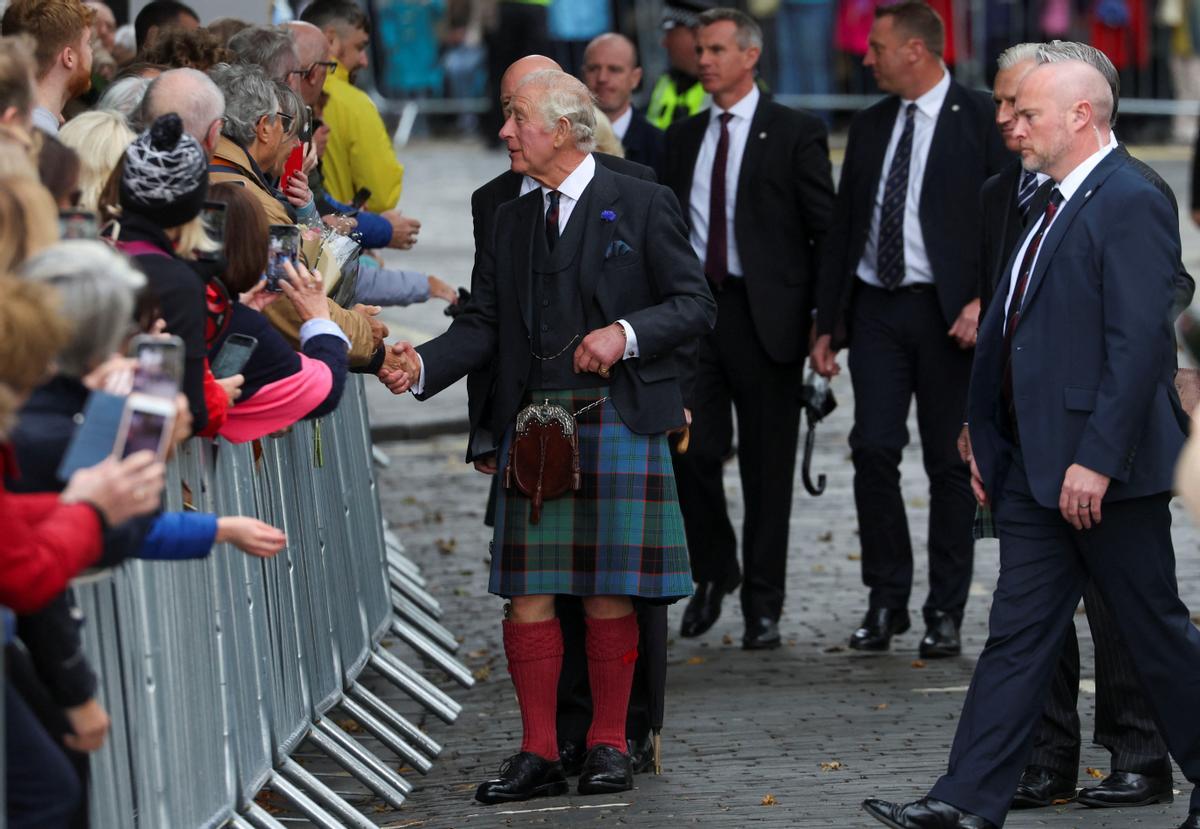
[288,61,337,80]
[274,111,294,131]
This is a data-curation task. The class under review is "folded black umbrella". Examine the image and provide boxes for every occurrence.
[798,372,837,496]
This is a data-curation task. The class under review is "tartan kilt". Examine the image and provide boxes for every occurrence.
[490,387,693,601]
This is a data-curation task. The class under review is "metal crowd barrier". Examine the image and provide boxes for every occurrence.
[72,377,475,827]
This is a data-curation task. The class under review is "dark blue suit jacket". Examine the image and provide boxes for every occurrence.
[968,151,1189,509]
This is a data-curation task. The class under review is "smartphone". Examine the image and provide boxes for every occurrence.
[129,334,185,398]
[59,209,98,239]
[211,333,258,379]
[281,143,304,193]
[266,224,302,293]
[201,201,227,252]
[351,187,371,211]
[113,393,177,462]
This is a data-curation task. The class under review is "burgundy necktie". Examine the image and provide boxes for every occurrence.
[545,190,560,251]
[1002,187,1064,413]
[705,112,734,287]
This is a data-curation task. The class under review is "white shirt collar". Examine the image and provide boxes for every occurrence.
[710,83,760,125]
[904,68,950,121]
[540,152,596,201]
[610,106,633,140]
[1054,134,1116,202]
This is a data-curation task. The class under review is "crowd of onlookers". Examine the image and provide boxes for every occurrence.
[0,0,462,825]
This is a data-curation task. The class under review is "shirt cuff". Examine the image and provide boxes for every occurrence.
[410,351,426,396]
[299,318,350,348]
[616,319,639,359]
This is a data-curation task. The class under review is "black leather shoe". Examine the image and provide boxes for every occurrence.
[1179,808,1200,829]
[475,752,569,804]
[1011,765,1076,809]
[627,733,654,774]
[850,608,911,651]
[863,796,996,828]
[919,610,961,659]
[680,572,740,638]
[742,616,781,650]
[577,744,634,795]
[558,739,585,777]
[1075,770,1174,808]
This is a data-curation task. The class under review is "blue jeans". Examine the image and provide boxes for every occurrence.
[774,2,834,99]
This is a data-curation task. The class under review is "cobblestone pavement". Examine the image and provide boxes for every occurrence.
[283,139,1200,827]
[361,386,1200,829]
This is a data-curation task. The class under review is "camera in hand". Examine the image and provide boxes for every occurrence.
[266,224,302,293]
[444,287,471,318]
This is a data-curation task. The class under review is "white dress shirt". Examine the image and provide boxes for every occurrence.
[610,106,633,141]
[856,69,951,288]
[412,154,639,393]
[1002,137,1116,329]
[688,84,760,278]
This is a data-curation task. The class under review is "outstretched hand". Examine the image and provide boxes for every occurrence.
[379,341,421,394]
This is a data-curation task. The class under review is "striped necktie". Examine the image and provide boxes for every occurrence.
[1016,169,1039,219]
[877,103,916,290]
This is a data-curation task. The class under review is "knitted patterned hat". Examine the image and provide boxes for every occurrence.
[120,113,208,229]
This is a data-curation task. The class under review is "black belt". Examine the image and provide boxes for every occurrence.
[860,281,935,295]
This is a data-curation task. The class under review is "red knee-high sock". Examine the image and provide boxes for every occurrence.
[503,618,563,761]
[584,612,640,752]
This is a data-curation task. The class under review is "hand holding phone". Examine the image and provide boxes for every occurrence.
[211,333,258,379]
[129,334,185,398]
[266,225,302,293]
[113,393,177,462]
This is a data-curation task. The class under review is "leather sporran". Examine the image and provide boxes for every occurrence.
[504,400,583,524]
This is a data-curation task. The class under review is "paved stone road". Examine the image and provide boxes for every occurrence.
[282,139,1200,827]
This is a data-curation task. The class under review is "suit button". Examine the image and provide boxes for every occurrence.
[541,324,548,332]
[542,299,549,307]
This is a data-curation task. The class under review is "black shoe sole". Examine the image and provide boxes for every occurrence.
[862,803,905,829]
[919,644,962,659]
[743,637,782,650]
[1011,789,1076,810]
[1076,791,1174,809]
[475,779,570,805]
[578,777,634,795]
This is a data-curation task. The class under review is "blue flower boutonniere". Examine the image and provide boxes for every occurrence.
[600,209,616,223]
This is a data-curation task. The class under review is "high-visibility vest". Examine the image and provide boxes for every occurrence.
[647,74,707,129]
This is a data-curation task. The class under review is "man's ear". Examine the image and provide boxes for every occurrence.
[206,119,221,153]
[0,105,21,125]
[60,44,76,72]
[631,66,643,90]
[254,114,271,145]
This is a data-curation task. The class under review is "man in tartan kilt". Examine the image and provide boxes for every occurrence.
[382,69,716,802]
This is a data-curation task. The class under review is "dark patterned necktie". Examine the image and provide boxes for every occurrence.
[877,102,916,290]
[1002,187,1064,412]
[545,190,560,251]
[1016,169,1039,218]
[705,111,734,287]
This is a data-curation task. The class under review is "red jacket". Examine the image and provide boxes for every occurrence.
[0,444,103,614]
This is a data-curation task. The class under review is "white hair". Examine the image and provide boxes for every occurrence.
[997,42,1040,71]
[18,241,146,378]
[516,69,597,153]
[209,62,280,147]
[97,76,151,122]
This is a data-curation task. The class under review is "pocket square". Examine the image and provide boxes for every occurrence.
[605,240,634,259]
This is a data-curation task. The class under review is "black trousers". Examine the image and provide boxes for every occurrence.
[6,679,81,829]
[929,454,1200,827]
[1028,580,1170,778]
[556,597,663,746]
[846,285,975,621]
[670,281,804,622]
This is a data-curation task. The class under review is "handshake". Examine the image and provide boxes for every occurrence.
[378,341,421,394]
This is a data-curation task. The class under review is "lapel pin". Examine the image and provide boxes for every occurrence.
[600,209,616,223]
[1084,189,1093,199]
[951,104,960,112]
[759,131,767,139]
